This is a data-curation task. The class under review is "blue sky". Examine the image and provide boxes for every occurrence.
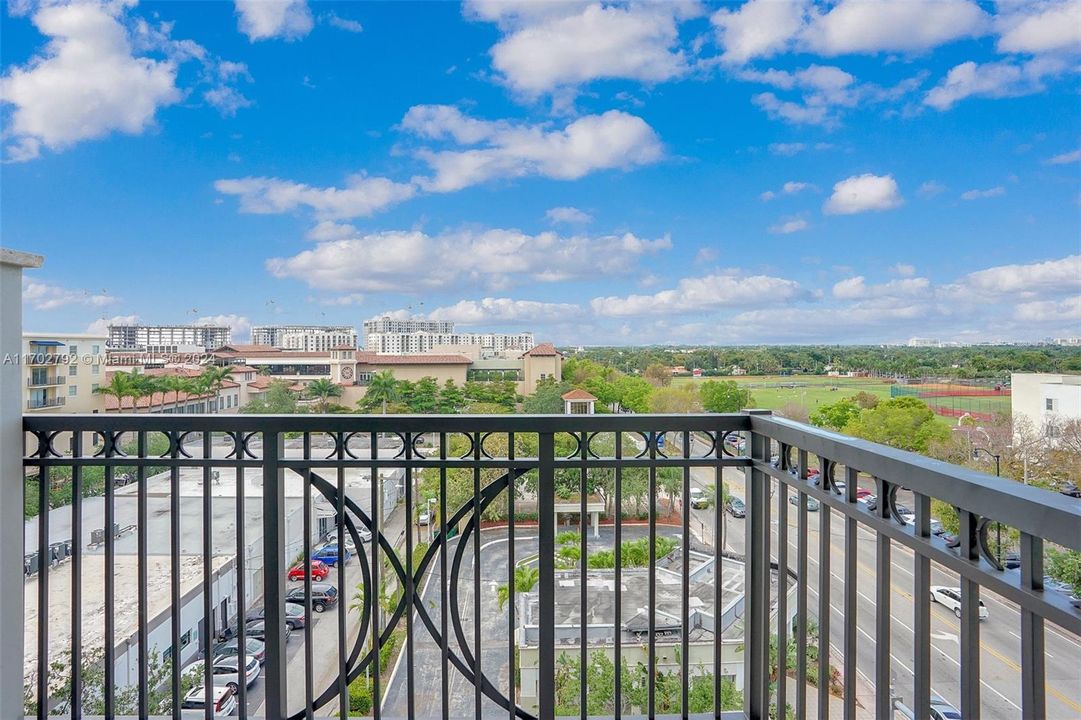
[2,0,1079,346]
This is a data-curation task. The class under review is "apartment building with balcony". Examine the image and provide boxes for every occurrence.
[107,323,232,353]
[250,325,357,352]
[21,332,107,413]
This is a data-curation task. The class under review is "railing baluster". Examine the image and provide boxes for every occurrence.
[370,431,381,720]
[262,429,288,720]
[1019,532,1046,719]
[818,484,832,720]
[235,460,248,718]
[36,461,48,720]
[874,477,892,720]
[579,431,588,719]
[136,431,148,719]
[958,510,981,718]
[712,430,722,719]
[744,412,771,719]
[104,448,115,719]
[776,476,789,720]
[507,431,516,720]
[842,467,857,720]
[615,431,623,719]
[202,432,214,720]
[537,431,556,720]
[170,446,181,720]
[796,492,808,719]
[407,431,418,720]
[681,430,690,719]
[471,432,482,719]
[337,433,349,720]
[70,432,83,719]
[648,437,657,718]
[913,492,932,720]
[439,432,450,720]
[302,434,314,719]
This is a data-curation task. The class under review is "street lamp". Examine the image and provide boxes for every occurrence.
[972,446,1003,565]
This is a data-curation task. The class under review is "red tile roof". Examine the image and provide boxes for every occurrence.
[561,388,597,401]
[522,343,561,357]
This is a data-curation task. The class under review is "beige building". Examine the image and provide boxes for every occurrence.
[520,343,563,394]
[21,332,107,414]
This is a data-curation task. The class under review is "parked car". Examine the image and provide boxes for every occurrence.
[855,487,873,500]
[939,532,961,548]
[417,511,432,526]
[929,694,962,720]
[213,637,266,665]
[243,619,293,643]
[182,654,260,693]
[929,519,945,536]
[930,586,988,620]
[246,603,306,630]
[895,504,916,525]
[180,684,237,717]
[288,559,329,582]
[311,544,351,567]
[1002,551,1021,570]
[688,486,709,509]
[859,494,877,510]
[726,496,746,518]
[286,582,340,613]
[1059,481,1081,498]
[788,494,820,512]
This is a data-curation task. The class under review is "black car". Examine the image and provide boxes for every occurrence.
[246,603,306,630]
[1059,482,1081,498]
[286,582,340,613]
[214,636,266,665]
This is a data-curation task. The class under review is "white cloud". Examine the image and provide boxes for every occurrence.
[1015,295,1081,323]
[87,314,139,337]
[832,276,931,299]
[401,105,663,192]
[918,180,947,197]
[0,2,181,161]
[215,174,416,220]
[321,12,363,33]
[711,0,808,65]
[23,278,118,311]
[235,0,313,41]
[545,206,593,225]
[892,263,916,277]
[996,0,1081,54]
[590,272,806,317]
[203,86,252,117]
[752,92,831,126]
[960,186,1006,200]
[306,221,359,241]
[762,180,815,201]
[924,57,1067,110]
[319,293,366,306]
[468,1,693,98]
[267,228,671,292]
[425,297,582,324]
[802,0,989,55]
[1047,148,1081,164]
[823,173,903,215]
[769,142,807,156]
[960,255,1081,295]
[769,218,809,234]
[196,314,251,342]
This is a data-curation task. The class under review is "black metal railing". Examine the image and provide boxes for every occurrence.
[19,412,1081,719]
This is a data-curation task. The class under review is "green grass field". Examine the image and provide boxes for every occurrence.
[671,375,893,412]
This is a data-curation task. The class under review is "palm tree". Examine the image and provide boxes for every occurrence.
[199,366,233,413]
[127,371,156,412]
[305,378,343,413]
[94,372,135,413]
[362,370,398,414]
[158,374,195,414]
[496,565,540,611]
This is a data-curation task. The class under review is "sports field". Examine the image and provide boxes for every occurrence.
[671,375,894,412]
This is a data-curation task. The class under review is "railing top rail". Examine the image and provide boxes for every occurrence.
[21,411,752,433]
[752,414,1081,549]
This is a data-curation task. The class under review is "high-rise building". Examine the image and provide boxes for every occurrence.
[107,324,232,352]
[362,316,455,340]
[365,331,534,355]
[251,325,357,352]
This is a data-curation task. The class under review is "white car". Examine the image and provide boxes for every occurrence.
[930,586,988,620]
[417,511,431,526]
[929,694,962,720]
[688,487,709,509]
[183,654,260,692]
[181,684,238,717]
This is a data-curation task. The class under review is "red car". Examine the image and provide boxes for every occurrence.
[287,560,329,582]
[855,487,873,500]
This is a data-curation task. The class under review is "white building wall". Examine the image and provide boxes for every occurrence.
[1011,372,1081,442]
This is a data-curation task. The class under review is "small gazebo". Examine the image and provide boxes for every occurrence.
[561,388,597,414]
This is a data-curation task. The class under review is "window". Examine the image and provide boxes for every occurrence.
[92,344,100,354]
[92,384,99,392]
[68,385,77,396]
[91,364,100,375]
[68,364,77,376]
[68,345,78,356]
[1045,398,1056,411]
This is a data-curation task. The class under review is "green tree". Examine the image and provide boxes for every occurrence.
[643,362,672,387]
[843,397,951,453]
[437,380,466,413]
[157,374,196,414]
[496,564,540,610]
[93,371,137,412]
[305,378,344,413]
[241,379,301,414]
[361,370,398,414]
[522,378,572,413]
[612,375,653,413]
[809,398,861,431]
[199,365,234,413]
[699,380,752,413]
